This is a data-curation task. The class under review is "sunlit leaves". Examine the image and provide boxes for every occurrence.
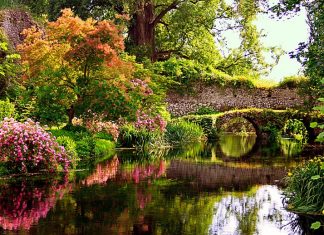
[17,8,147,123]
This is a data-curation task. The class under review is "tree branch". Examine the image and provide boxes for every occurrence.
[151,0,180,27]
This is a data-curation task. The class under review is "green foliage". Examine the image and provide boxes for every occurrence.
[94,139,115,157]
[194,106,220,115]
[56,136,77,158]
[282,119,308,144]
[150,58,258,90]
[56,135,78,168]
[50,128,115,160]
[311,83,324,142]
[182,115,219,139]
[260,123,281,143]
[165,120,205,145]
[273,0,324,109]
[0,33,21,98]
[75,135,96,159]
[118,124,164,149]
[284,156,324,214]
[277,75,309,89]
[0,99,15,120]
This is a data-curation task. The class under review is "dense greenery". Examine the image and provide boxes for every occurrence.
[284,156,324,214]
[165,120,205,144]
[273,0,324,109]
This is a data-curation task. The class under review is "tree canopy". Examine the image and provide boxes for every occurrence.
[272,0,324,108]
[17,0,281,78]
[18,9,154,124]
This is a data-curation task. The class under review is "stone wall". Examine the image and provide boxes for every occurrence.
[166,84,303,116]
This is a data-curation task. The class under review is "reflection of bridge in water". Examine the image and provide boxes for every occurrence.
[166,160,287,190]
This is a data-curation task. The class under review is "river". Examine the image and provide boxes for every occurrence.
[0,134,323,235]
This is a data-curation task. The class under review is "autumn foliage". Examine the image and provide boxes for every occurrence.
[18,9,150,123]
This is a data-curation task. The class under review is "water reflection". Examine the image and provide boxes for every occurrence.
[0,178,71,231]
[279,138,303,157]
[0,135,322,234]
[209,185,298,235]
[219,134,257,158]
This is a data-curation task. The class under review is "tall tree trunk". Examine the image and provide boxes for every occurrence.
[128,0,156,61]
[67,105,75,126]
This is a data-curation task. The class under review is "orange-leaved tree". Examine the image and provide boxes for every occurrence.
[18,9,151,125]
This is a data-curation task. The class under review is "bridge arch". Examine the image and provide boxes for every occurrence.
[211,109,323,142]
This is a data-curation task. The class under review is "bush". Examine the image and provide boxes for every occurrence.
[56,136,78,167]
[118,124,164,148]
[51,129,115,160]
[0,99,15,121]
[278,75,309,89]
[194,106,219,115]
[0,118,70,173]
[182,115,218,139]
[75,135,96,159]
[94,139,115,157]
[284,156,324,214]
[165,120,205,144]
[282,119,308,144]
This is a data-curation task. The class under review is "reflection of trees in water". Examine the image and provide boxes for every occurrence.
[120,160,166,184]
[81,157,166,186]
[209,186,301,235]
[279,138,303,157]
[81,156,119,186]
[0,177,71,231]
[219,134,257,158]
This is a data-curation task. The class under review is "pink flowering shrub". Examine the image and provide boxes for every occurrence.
[135,110,167,132]
[73,113,119,141]
[131,79,153,96]
[0,118,70,173]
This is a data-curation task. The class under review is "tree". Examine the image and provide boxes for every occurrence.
[272,0,324,108]
[44,0,279,78]
[18,9,152,125]
[0,32,20,98]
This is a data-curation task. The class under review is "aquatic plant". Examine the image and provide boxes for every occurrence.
[165,120,205,144]
[284,156,324,214]
[0,118,70,173]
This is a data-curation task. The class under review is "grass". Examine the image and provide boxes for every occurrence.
[165,120,205,144]
[284,156,324,214]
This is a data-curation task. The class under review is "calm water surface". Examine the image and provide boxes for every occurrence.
[0,134,323,235]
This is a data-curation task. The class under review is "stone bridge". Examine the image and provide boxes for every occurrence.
[184,109,324,142]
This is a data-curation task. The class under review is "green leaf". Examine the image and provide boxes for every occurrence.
[313,106,324,112]
[316,132,324,142]
[311,221,321,230]
[310,122,318,128]
[311,175,321,180]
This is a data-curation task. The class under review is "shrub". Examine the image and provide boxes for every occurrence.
[118,124,164,148]
[135,110,167,132]
[75,136,96,159]
[284,156,324,214]
[278,75,309,89]
[194,106,219,115]
[56,136,78,167]
[282,119,308,144]
[94,139,115,157]
[0,118,70,173]
[82,114,119,141]
[182,115,218,139]
[0,99,15,121]
[165,120,205,144]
